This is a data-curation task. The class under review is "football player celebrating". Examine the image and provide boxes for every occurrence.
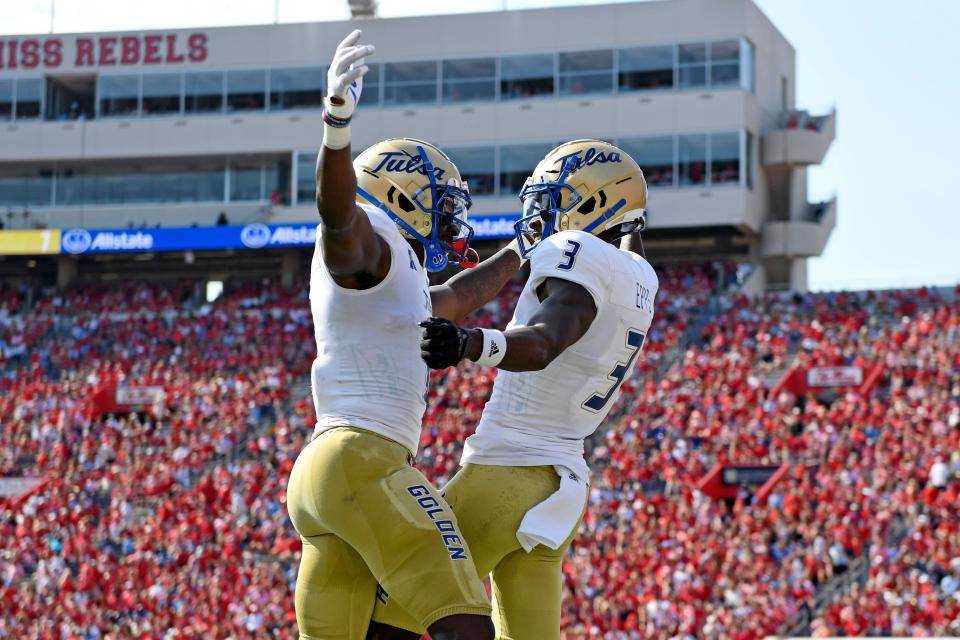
[371,140,657,640]
[285,30,522,640]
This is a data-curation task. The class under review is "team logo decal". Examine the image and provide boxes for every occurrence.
[372,151,446,180]
[554,147,622,172]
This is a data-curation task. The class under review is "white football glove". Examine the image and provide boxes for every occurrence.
[326,29,375,120]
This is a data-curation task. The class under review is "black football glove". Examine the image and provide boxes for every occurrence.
[419,317,470,369]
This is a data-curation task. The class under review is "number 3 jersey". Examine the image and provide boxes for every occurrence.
[309,204,432,456]
[462,230,658,480]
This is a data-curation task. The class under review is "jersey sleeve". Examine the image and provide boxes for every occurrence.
[628,251,660,299]
[527,231,611,307]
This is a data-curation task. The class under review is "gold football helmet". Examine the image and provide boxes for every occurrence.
[515,139,648,257]
[354,138,475,272]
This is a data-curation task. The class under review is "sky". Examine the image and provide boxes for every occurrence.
[2,0,958,291]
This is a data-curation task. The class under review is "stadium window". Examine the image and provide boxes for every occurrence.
[618,45,674,92]
[0,176,26,207]
[56,168,89,206]
[499,142,555,195]
[442,58,496,103]
[269,66,324,111]
[265,162,289,205]
[150,172,179,203]
[227,69,267,112]
[709,40,740,88]
[619,136,675,188]
[745,130,755,189]
[64,165,158,205]
[0,171,53,207]
[741,38,755,93]
[184,71,224,113]
[445,146,496,196]
[142,73,182,116]
[362,63,381,106]
[96,172,127,204]
[31,171,54,206]
[167,166,225,203]
[500,53,554,100]
[296,152,316,205]
[678,134,707,186]
[125,170,157,204]
[98,75,139,117]
[558,49,613,96]
[45,76,94,121]
[14,78,42,120]
[0,80,12,120]
[229,164,263,201]
[678,43,707,89]
[709,131,740,185]
[383,61,438,106]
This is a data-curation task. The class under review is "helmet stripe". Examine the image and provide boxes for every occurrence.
[356,185,423,239]
[582,198,626,234]
[415,145,439,189]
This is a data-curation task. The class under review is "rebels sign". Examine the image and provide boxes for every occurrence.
[0,33,208,70]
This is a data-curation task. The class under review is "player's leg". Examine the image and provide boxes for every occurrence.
[371,463,565,637]
[296,533,377,640]
[298,427,492,635]
[287,430,380,640]
[363,462,491,630]
[488,526,578,640]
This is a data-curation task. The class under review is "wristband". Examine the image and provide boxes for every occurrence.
[475,328,507,367]
[322,109,352,128]
[322,118,351,150]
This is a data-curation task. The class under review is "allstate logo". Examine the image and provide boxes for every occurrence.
[62,229,92,254]
[240,223,271,249]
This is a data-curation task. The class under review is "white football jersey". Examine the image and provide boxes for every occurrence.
[309,204,431,455]
[462,230,658,480]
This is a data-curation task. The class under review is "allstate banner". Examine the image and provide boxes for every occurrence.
[59,223,317,254]
[470,215,519,240]
[56,216,518,255]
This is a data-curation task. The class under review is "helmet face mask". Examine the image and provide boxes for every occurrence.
[512,140,648,258]
[354,139,476,272]
[515,178,582,257]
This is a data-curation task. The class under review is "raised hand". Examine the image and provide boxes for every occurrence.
[326,29,375,120]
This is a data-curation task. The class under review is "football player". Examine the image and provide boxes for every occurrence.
[285,30,523,640]
[370,140,657,640]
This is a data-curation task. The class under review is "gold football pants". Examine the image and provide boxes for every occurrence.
[285,427,491,640]
[371,463,582,640]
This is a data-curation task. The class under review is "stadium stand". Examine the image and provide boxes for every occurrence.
[1,274,958,638]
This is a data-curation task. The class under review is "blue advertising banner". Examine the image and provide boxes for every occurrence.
[57,215,519,255]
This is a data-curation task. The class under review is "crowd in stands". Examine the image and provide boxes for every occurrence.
[1,270,958,639]
[1,278,314,638]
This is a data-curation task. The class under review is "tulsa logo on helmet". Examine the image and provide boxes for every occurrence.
[353,138,476,272]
